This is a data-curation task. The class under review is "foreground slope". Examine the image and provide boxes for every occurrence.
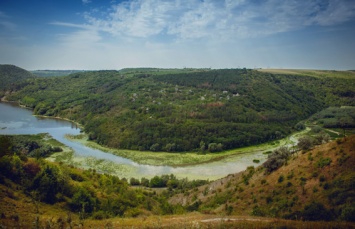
[2,67,355,152]
[169,135,355,222]
[1,135,354,228]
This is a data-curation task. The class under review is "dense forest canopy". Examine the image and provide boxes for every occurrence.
[1,65,355,152]
[0,64,35,96]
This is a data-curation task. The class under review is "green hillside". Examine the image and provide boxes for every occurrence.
[31,70,86,77]
[1,134,354,228]
[0,64,35,96]
[169,135,355,222]
[2,67,355,152]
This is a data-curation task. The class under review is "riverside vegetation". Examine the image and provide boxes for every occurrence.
[1,65,355,152]
[1,65,355,228]
[0,133,355,228]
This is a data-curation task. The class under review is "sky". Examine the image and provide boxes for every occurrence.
[0,0,355,70]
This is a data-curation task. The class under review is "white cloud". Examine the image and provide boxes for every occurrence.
[69,0,353,41]
[82,0,91,4]
[14,0,354,70]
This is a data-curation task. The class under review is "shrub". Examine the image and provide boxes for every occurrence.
[252,206,265,216]
[263,147,291,173]
[297,137,314,151]
[302,202,332,221]
[316,157,332,168]
[340,204,355,222]
[130,177,140,186]
[278,175,284,183]
[207,143,223,152]
[91,211,108,220]
[70,187,96,214]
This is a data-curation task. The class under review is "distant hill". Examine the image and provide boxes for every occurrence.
[0,64,35,94]
[169,135,355,221]
[31,70,86,77]
[4,67,355,152]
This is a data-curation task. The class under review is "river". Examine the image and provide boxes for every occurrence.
[0,102,278,180]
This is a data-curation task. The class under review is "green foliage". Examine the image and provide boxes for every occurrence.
[309,107,355,129]
[340,204,355,222]
[70,187,96,214]
[4,67,354,152]
[301,202,333,221]
[31,163,69,204]
[0,136,180,218]
[0,64,35,91]
[263,146,291,173]
[278,175,284,183]
[31,70,86,77]
[0,136,12,157]
[137,174,208,191]
[297,136,314,151]
[316,157,332,168]
[251,205,265,216]
[242,166,255,185]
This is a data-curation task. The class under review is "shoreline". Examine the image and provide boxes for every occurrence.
[0,99,83,129]
[65,128,309,167]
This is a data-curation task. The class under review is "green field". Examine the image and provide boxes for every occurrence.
[258,68,355,79]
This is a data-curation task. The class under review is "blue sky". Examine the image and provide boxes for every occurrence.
[1,0,355,70]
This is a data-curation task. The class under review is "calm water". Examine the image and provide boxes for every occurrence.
[0,102,268,179]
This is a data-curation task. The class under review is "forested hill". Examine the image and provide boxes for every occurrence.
[3,67,355,152]
[0,64,35,93]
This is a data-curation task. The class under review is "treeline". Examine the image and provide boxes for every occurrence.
[3,66,355,152]
[309,107,355,129]
[130,174,208,190]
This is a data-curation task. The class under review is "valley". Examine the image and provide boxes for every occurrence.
[0,65,355,228]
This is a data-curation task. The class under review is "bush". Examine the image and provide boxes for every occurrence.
[207,143,223,152]
[278,175,284,183]
[340,204,355,222]
[297,137,314,151]
[91,211,108,220]
[130,177,140,186]
[70,187,96,214]
[316,157,332,168]
[252,205,265,216]
[263,146,291,173]
[302,202,332,221]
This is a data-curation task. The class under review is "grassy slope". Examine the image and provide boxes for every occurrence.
[1,137,355,228]
[258,68,355,79]
[169,135,355,220]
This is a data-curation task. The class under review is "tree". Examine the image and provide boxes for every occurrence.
[70,187,96,215]
[150,143,161,152]
[130,177,140,186]
[297,136,313,151]
[31,164,64,204]
[0,136,12,157]
[302,202,332,221]
[263,146,291,173]
[314,133,330,145]
[208,143,223,152]
[200,141,206,152]
[141,177,150,187]
[150,176,165,188]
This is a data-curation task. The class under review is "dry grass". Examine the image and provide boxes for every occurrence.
[169,135,355,221]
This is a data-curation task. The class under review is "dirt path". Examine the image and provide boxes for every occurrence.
[200,217,273,223]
